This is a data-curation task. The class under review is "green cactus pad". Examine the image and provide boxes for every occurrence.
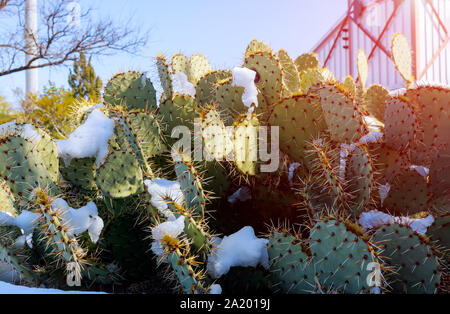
[357,50,369,90]
[59,157,98,191]
[268,232,317,293]
[299,69,324,94]
[268,94,327,168]
[156,55,173,101]
[0,244,34,283]
[188,54,213,84]
[159,93,198,136]
[174,158,206,218]
[363,84,391,123]
[96,150,144,199]
[391,33,413,85]
[309,219,377,293]
[245,39,272,58]
[201,107,233,161]
[171,54,190,76]
[428,214,450,250]
[429,147,450,209]
[295,52,320,73]
[0,134,58,199]
[346,145,373,216]
[370,143,409,183]
[167,250,204,293]
[195,70,231,108]
[233,114,259,176]
[383,168,430,215]
[244,51,282,107]
[0,180,17,216]
[342,76,357,96]
[373,224,441,293]
[319,84,367,143]
[278,49,300,95]
[405,86,450,152]
[104,71,157,111]
[384,97,417,152]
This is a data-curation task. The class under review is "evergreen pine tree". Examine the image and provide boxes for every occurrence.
[68,53,103,102]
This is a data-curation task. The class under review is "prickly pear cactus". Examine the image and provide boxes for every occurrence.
[373,223,441,294]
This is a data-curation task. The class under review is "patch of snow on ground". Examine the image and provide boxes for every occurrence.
[359,210,434,235]
[207,226,269,279]
[0,281,105,294]
[56,109,114,167]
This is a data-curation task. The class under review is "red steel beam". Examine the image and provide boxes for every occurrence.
[323,16,350,67]
[349,15,391,58]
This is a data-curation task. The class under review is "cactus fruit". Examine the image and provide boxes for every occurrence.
[104,71,157,111]
[373,223,441,293]
[391,33,414,85]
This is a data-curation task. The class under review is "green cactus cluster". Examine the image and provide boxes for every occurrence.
[0,33,448,294]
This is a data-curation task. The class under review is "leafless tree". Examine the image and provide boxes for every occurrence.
[0,0,148,77]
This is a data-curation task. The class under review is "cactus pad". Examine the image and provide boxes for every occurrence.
[104,71,157,111]
[391,33,413,85]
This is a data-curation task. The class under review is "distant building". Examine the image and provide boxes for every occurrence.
[313,0,450,89]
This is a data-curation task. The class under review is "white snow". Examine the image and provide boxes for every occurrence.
[56,109,114,167]
[359,210,435,235]
[228,187,252,204]
[173,72,196,97]
[231,67,259,112]
[0,123,42,143]
[378,183,391,205]
[207,226,269,279]
[288,163,301,187]
[0,211,40,237]
[359,131,384,145]
[51,199,104,243]
[410,165,429,178]
[209,284,222,294]
[0,281,105,294]
[144,179,184,221]
[151,216,185,258]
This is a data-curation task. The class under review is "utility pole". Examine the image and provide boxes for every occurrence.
[25,0,38,96]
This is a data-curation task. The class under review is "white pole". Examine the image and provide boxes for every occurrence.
[25,0,38,96]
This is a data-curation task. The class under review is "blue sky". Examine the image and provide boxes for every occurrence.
[0,0,347,106]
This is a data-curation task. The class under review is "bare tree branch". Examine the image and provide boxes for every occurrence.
[0,0,149,77]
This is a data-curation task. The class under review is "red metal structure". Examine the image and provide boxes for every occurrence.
[313,0,450,89]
